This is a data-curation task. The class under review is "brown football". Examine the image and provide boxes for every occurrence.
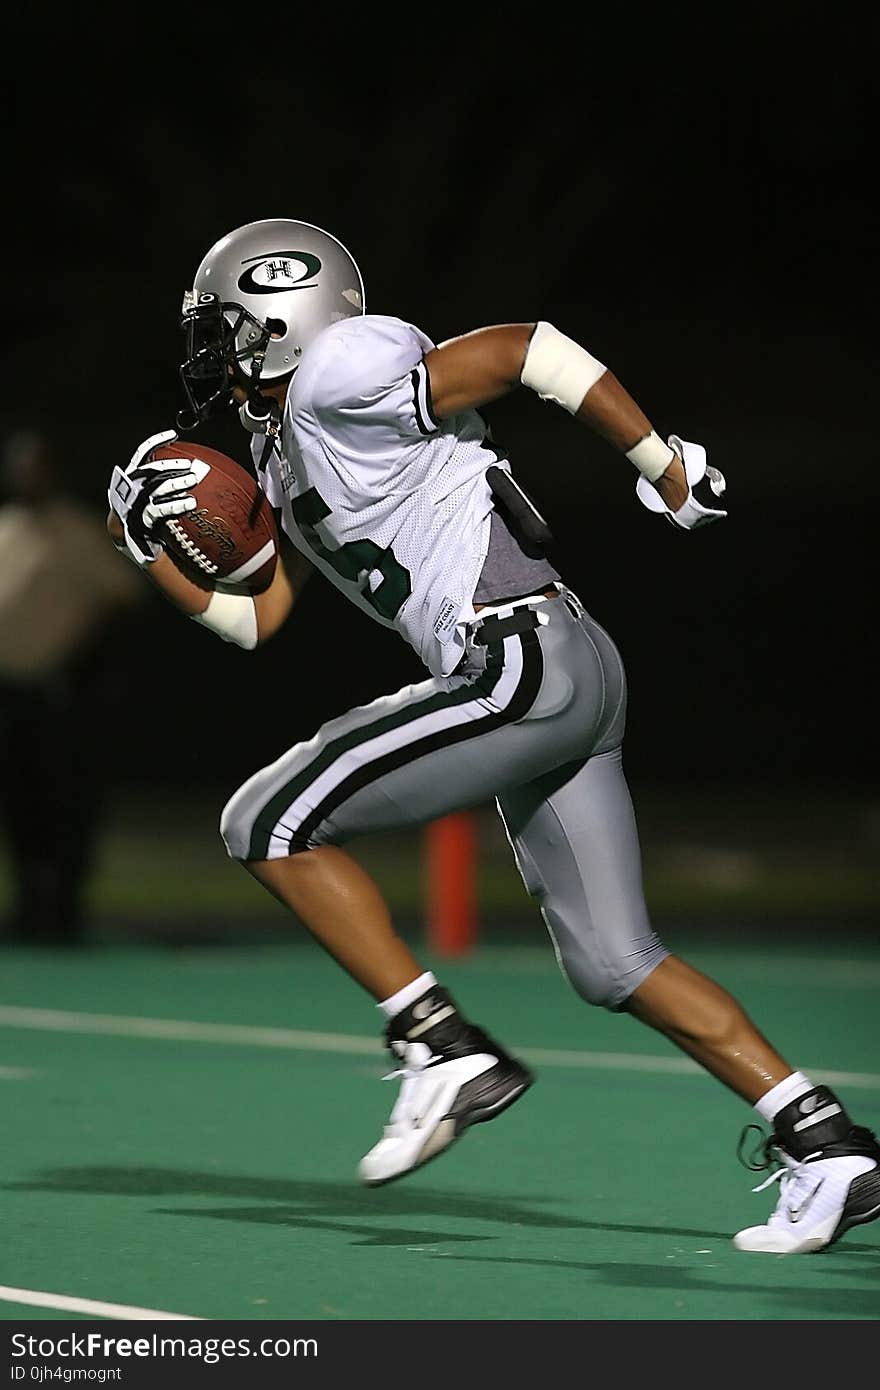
[150,440,279,593]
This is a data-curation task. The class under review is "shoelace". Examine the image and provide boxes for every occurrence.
[737,1123,821,1223]
[380,1042,440,1135]
[750,1152,826,1226]
[737,1122,776,1173]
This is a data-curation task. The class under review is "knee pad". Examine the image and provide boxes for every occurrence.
[220,786,323,861]
[542,906,627,1010]
[219,789,249,861]
[507,838,629,1011]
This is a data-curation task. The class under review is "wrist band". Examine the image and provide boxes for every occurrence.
[520,321,606,414]
[625,430,675,483]
[192,589,258,649]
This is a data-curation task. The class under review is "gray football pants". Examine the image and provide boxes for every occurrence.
[220,588,669,1009]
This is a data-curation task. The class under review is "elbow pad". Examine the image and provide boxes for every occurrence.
[520,321,606,413]
[191,590,258,649]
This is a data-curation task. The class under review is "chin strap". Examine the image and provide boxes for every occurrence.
[242,399,282,476]
[237,343,275,432]
[237,339,287,480]
[238,393,279,434]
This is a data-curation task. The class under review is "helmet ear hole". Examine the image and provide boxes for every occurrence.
[265,317,287,339]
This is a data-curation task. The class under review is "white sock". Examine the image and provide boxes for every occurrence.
[754,1070,815,1124]
[378,971,438,1022]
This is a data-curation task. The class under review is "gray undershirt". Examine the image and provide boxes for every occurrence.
[472,508,560,605]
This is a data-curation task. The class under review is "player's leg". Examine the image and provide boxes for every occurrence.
[220,625,560,1182]
[633,955,880,1252]
[246,844,425,1000]
[498,742,880,1253]
[222,629,543,994]
[253,841,531,1183]
[497,746,794,1073]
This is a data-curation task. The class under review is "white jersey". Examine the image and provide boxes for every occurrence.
[251,314,508,677]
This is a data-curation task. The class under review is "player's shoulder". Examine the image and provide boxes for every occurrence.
[292,314,435,413]
[309,313,435,361]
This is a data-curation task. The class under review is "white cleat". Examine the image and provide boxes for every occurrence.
[733,1147,880,1254]
[359,1037,532,1186]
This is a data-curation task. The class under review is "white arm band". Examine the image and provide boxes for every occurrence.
[625,430,676,483]
[191,590,258,650]
[520,320,607,414]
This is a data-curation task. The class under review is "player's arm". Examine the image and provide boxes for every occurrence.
[106,506,312,647]
[425,323,691,514]
[251,537,314,640]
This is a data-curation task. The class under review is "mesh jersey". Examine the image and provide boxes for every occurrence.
[251,314,511,677]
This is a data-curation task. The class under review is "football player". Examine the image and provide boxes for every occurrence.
[107,219,879,1253]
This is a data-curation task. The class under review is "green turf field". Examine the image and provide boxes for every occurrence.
[1,933,878,1321]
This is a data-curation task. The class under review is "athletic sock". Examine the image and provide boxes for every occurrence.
[377,971,438,1022]
[754,1071,815,1124]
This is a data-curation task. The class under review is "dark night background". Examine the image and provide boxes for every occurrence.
[3,14,879,1323]
[3,10,877,801]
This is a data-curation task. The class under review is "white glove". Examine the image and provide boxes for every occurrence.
[108,430,199,565]
[636,435,727,530]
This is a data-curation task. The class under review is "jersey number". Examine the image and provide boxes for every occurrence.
[291,488,412,622]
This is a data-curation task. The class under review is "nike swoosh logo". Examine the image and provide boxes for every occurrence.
[408,1005,456,1039]
[787,1178,824,1223]
[793,1102,842,1132]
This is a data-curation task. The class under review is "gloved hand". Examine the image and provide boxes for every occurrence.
[636,435,727,530]
[107,430,199,565]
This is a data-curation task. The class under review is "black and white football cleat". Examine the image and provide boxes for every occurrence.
[358,986,533,1186]
[733,1089,880,1253]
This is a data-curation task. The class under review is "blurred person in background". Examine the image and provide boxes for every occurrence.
[0,430,141,945]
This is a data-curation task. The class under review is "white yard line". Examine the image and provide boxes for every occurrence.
[0,1066,33,1080]
[0,1006,381,1054]
[0,1283,201,1320]
[1,1003,878,1089]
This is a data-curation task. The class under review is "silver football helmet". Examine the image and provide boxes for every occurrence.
[178,218,365,429]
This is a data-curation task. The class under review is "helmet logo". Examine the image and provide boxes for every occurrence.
[236,252,322,296]
[237,251,322,295]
